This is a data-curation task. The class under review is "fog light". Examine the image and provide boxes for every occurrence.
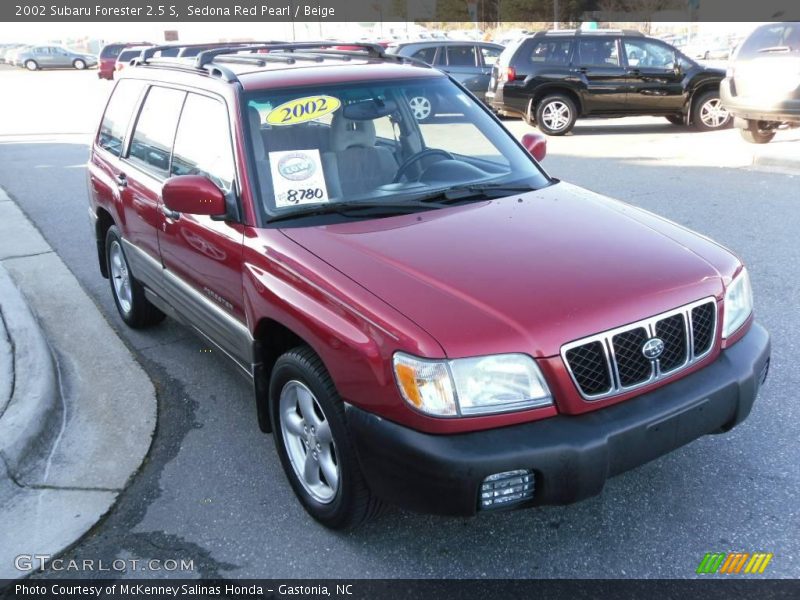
[479,469,535,510]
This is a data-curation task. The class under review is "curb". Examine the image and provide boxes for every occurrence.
[0,264,60,482]
[0,186,157,580]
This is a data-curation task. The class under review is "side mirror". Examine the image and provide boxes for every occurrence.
[162,175,226,217]
[521,132,547,162]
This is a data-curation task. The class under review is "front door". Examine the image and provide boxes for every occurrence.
[622,38,685,114]
[156,91,249,367]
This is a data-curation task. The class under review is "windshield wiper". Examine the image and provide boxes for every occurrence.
[413,183,540,204]
[757,46,791,53]
[267,200,448,223]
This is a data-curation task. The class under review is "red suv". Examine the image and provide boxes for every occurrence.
[97,42,152,80]
[87,42,770,529]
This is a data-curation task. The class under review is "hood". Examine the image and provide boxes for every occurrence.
[282,182,734,358]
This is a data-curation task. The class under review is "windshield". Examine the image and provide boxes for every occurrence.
[244,77,550,222]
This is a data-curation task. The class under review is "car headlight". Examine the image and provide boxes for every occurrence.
[722,268,753,338]
[393,352,552,417]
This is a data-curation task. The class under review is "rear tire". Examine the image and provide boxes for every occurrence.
[665,115,684,125]
[105,226,165,329]
[692,91,731,131]
[270,346,383,529]
[535,94,577,136]
[24,60,38,71]
[740,120,776,144]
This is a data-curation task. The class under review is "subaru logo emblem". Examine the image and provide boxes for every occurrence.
[642,338,665,360]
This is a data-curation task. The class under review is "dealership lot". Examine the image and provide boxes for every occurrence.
[0,67,798,578]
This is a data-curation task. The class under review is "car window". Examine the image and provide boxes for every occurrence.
[576,38,620,67]
[528,39,572,65]
[127,86,186,177]
[244,78,549,219]
[410,46,437,64]
[171,94,235,192]
[480,45,502,66]
[623,39,675,68]
[738,23,800,58]
[447,45,477,67]
[118,50,141,63]
[98,79,146,157]
[100,44,125,59]
[496,37,525,68]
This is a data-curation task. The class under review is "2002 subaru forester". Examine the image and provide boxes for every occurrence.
[87,42,770,529]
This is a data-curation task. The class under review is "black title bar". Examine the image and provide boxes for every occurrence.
[2,0,800,23]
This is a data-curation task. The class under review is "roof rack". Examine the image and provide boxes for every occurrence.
[130,41,428,84]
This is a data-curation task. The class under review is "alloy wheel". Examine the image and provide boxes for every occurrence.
[408,95,432,121]
[699,98,730,129]
[279,380,340,504]
[109,240,132,314]
[541,100,571,132]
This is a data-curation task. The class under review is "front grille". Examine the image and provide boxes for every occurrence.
[562,298,717,400]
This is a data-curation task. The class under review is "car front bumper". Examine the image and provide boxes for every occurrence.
[721,78,800,123]
[347,323,770,517]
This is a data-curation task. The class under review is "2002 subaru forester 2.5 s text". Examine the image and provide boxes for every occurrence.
[87,42,770,529]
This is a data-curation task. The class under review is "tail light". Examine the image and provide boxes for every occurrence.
[502,67,516,82]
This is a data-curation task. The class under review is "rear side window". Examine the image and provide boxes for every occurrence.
[480,45,502,66]
[576,38,620,67]
[410,46,437,64]
[100,44,125,59]
[447,45,477,67]
[98,79,145,156]
[127,86,185,177]
[528,39,573,65]
[738,23,800,59]
[171,94,235,192]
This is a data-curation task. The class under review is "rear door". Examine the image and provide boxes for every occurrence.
[119,85,186,281]
[572,37,629,113]
[475,44,502,101]
[157,91,248,351]
[621,38,685,113]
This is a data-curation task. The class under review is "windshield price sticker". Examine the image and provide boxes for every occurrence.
[269,149,330,208]
[266,95,341,126]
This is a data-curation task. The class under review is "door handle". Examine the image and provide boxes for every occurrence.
[115,173,127,188]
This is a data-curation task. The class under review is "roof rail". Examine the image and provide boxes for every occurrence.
[536,28,643,37]
[193,41,384,68]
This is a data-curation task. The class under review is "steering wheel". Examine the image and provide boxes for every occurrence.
[393,149,454,183]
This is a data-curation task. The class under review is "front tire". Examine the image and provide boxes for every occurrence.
[24,60,38,71]
[535,94,577,135]
[105,226,165,328]
[73,59,87,70]
[740,120,776,144]
[693,91,731,131]
[665,115,684,125]
[270,346,382,529]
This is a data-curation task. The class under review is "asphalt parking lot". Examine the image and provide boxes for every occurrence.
[0,66,798,579]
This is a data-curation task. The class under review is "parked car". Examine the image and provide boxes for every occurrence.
[88,41,769,529]
[3,45,30,66]
[114,46,153,75]
[487,29,732,135]
[0,43,24,64]
[721,22,800,144]
[386,40,504,120]
[98,42,152,80]
[16,45,97,71]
